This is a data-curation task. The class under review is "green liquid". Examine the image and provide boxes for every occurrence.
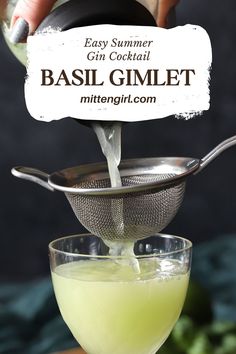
[52,258,189,354]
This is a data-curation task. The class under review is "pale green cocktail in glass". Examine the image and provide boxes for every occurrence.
[49,234,192,354]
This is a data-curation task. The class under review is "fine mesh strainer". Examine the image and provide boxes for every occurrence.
[12,135,236,241]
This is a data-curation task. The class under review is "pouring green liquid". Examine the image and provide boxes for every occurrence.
[93,121,141,274]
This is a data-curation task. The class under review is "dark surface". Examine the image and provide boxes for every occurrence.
[1,0,236,281]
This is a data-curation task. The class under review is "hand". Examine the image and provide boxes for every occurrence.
[10,0,179,44]
[10,0,56,43]
[157,0,179,27]
[0,0,7,20]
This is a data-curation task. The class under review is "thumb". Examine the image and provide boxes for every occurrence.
[157,0,179,28]
[0,0,7,21]
[11,0,56,34]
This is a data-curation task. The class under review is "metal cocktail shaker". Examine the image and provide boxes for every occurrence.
[37,0,157,32]
[1,0,177,65]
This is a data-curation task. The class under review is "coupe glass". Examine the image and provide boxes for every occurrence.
[49,233,192,354]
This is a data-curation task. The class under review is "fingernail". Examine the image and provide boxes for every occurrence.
[10,17,29,44]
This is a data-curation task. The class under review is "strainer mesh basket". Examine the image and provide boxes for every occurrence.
[65,174,185,241]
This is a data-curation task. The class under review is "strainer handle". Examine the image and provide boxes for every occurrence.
[196,135,236,174]
[11,166,54,191]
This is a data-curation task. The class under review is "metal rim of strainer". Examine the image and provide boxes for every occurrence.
[47,134,236,195]
[11,135,236,196]
[47,157,200,195]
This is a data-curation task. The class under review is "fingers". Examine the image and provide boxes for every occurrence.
[0,0,7,21]
[157,0,179,28]
[10,0,56,42]
[9,0,179,44]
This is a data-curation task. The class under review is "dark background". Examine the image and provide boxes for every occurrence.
[1,0,236,281]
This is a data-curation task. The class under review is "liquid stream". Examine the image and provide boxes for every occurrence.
[93,122,140,273]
